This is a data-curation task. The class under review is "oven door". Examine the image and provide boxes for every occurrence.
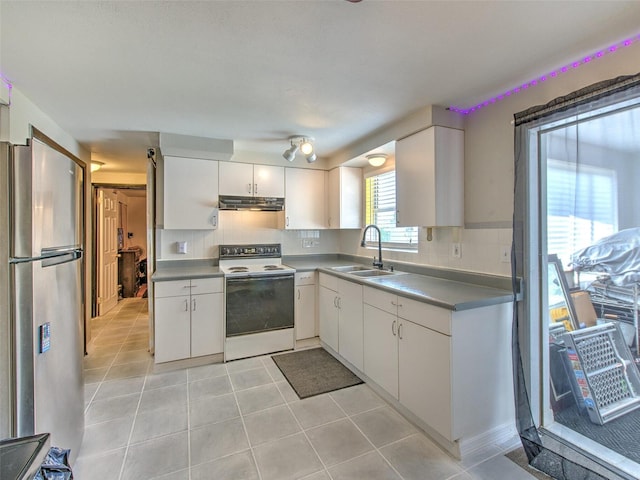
[225,274,294,337]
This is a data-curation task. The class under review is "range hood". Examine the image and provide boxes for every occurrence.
[218,195,285,211]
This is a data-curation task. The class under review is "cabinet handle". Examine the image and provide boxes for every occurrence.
[398,323,403,339]
[192,298,196,311]
[247,183,252,194]
[297,289,301,300]
[333,296,338,308]
[392,320,397,336]
[184,299,189,312]
[337,297,341,309]
[254,183,257,194]
[286,217,289,227]
[396,210,400,226]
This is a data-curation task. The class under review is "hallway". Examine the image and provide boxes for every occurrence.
[75,298,535,480]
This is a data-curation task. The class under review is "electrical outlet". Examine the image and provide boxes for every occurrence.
[500,245,511,263]
[452,243,461,258]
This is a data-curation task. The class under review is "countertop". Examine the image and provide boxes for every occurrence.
[151,255,515,311]
[151,262,222,282]
[285,256,514,311]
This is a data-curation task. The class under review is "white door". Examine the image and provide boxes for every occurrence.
[97,188,118,315]
[295,284,316,340]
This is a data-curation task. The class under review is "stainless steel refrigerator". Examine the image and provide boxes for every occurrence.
[1,135,85,458]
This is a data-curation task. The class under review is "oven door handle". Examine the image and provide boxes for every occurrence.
[227,273,295,283]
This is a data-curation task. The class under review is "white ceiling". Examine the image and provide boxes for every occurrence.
[2,1,640,174]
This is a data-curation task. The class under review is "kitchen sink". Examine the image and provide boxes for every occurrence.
[330,265,372,272]
[349,269,398,277]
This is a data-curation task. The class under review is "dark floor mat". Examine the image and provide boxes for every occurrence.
[272,347,363,399]
[554,403,640,464]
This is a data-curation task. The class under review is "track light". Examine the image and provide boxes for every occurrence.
[283,135,316,163]
[282,144,299,162]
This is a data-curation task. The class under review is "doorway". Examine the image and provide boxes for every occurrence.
[91,185,148,318]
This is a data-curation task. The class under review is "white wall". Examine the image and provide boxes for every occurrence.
[464,43,640,226]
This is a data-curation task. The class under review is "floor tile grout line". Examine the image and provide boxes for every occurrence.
[186,370,192,480]
[228,363,265,480]
[261,356,335,480]
[116,337,148,480]
[327,390,408,480]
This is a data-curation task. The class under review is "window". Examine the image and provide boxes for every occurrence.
[546,159,618,268]
[364,170,418,248]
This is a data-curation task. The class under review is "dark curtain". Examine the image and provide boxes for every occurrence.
[512,73,640,480]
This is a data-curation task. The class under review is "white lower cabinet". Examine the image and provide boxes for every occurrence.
[319,273,363,370]
[295,272,317,340]
[363,284,513,447]
[154,277,223,363]
[363,286,454,441]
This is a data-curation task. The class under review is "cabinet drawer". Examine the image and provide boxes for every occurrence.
[295,271,316,286]
[190,277,223,294]
[319,272,338,291]
[363,287,401,315]
[398,296,451,335]
[363,286,397,315]
[154,279,191,298]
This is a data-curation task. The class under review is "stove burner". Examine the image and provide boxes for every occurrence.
[229,266,249,272]
[264,265,284,270]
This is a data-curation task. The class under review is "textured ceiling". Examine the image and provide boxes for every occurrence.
[2,1,640,174]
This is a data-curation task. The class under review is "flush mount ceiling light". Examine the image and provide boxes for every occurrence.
[283,135,316,163]
[90,161,104,172]
[366,154,387,167]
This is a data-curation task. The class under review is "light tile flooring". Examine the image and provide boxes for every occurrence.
[76,298,536,480]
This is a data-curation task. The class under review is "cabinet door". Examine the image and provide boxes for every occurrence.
[219,162,254,196]
[285,168,326,229]
[337,279,363,371]
[319,285,339,351]
[190,292,224,357]
[328,167,362,229]
[164,156,219,229]
[295,284,316,340]
[399,320,453,440]
[395,126,463,227]
[363,304,399,398]
[154,295,191,363]
[254,165,285,197]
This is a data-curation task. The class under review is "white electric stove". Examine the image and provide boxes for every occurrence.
[219,244,295,361]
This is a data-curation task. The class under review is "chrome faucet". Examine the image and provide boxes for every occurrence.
[361,224,383,269]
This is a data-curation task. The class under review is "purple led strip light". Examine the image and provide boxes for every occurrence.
[449,34,640,115]
[0,73,13,105]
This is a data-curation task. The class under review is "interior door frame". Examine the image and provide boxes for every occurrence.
[90,183,146,317]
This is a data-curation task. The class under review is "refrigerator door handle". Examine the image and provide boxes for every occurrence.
[10,247,82,266]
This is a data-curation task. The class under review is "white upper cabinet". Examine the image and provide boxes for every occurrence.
[328,166,362,229]
[284,168,326,229]
[162,156,219,230]
[395,126,464,227]
[219,162,284,197]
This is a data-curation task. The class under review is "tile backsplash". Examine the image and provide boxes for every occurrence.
[157,211,512,276]
[157,211,341,260]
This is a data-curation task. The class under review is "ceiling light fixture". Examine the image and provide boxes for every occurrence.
[283,136,317,163]
[449,32,640,115]
[90,161,104,172]
[366,154,387,167]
